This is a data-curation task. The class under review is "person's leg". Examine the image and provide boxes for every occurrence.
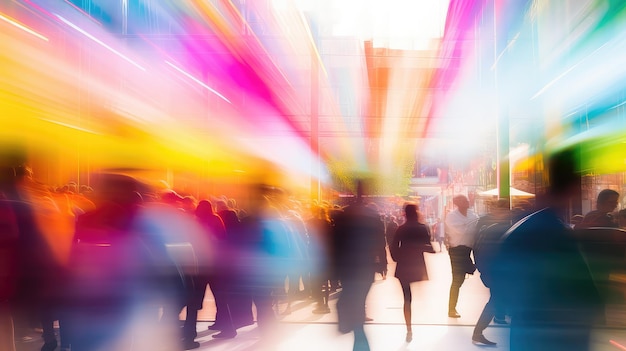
[472,299,497,345]
[58,316,70,350]
[491,285,507,323]
[40,309,57,351]
[182,306,200,349]
[312,273,330,313]
[338,277,372,351]
[0,301,16,351]
[208,277,231,329]
[448,247,466,316]
[211,304,236,339]
[473,292,496,337]
[352,324,370,351]
[252,287,275,339]
[400,281,413,342]
[337,279,364,334]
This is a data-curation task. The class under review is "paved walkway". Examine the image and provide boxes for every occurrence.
[15,249,626,350]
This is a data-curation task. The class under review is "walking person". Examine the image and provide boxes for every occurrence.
[499,147,603,351]
[432,218,445,252]
[332,179,386,351]
[444,195,479,318]
[306,205,333,314]
[389,204,435,342]
[471,198,512,346]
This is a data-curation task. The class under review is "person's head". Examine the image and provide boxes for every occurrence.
[404,203,418,221]
[91,173,141,207]
[452,195,470,211]
[547,147,580,204]
[0,144,27,196]
[181,196,197,212]
[215,200,229,212]
[596,189,619,214]
[161,190,183,205]
[195,200,214,219]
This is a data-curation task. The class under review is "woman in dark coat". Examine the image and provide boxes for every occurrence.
[390,204,435,343]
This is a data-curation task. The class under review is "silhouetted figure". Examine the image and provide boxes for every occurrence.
[331,180,385,351]
[66,174,185,351]
[0,147,61,351]
[431,218,445,252]
[390,204,435,342]
[444,195,479,318]
[281,208,309,315]
[0,166,21,351]
[471,198,512,346]
[214,200,254,332]
[499,148,603,351]
[306,205,333,314]
[195,200,236,341]
[139,191,215,351]
[384,215,399,248]
[575,189,619,229]
[235,184,292,340]
[369,203,388,280]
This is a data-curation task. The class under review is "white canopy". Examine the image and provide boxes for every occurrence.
[479,187,535,197]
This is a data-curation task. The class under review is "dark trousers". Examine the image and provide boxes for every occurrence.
[473,287,506,335]
[41,307,70,349]
[251,286,275,335]
[209,277,236,332]
[311,274,330,307]
[229,284,254,329]
[448,245,472,311]
[337,277,372,351]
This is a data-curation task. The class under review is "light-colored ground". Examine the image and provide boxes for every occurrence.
[16,249,626,350]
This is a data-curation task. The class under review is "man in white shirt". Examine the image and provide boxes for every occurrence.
[445,195,479,318]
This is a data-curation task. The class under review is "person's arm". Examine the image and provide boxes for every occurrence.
[420,225,437,253]
[390,226,402,262]
[444,215,451,249]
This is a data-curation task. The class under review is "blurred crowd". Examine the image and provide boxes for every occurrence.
[0,150,399,351]
[2,147,626,351]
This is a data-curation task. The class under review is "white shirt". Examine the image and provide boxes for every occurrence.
[445,209,479,248]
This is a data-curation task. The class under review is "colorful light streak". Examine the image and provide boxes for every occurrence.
[611,340,626,351]
[4,0,626,192]
[0,12,48,41]
[56,14,146,71]
[164,60,231,104]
